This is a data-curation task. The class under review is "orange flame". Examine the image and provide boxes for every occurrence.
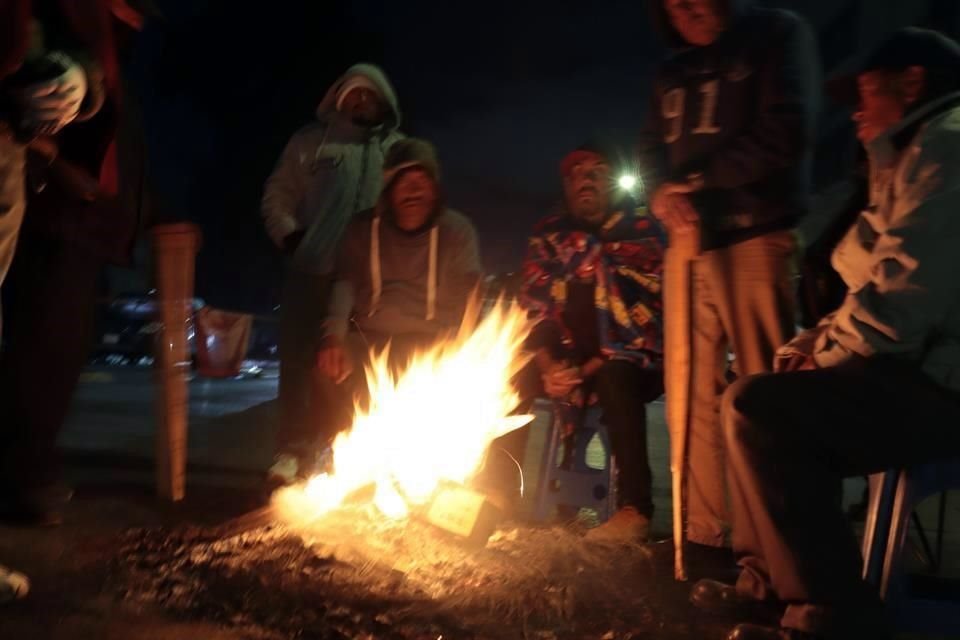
[274,300,534,523]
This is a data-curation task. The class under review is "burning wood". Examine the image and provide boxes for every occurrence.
[425,484,503,546]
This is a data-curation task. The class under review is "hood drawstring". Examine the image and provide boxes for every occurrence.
[368,216,439,321]
[426,225,439,321]
[369,216,382,317]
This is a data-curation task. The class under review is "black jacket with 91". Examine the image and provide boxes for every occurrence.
[640,3,821,251]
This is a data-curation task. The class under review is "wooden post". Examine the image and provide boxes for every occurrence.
[151,223,201,501]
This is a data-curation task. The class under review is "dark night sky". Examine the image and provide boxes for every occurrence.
[124,1,943,313]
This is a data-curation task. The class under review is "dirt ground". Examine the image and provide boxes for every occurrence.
[0,480,742,640]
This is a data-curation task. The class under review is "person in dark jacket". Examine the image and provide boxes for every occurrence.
[313,138,482,455]
[691,28,960,640]
[0,0,136,527]
[640,0,820,572]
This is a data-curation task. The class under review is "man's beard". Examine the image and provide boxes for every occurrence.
[571,190,606,225]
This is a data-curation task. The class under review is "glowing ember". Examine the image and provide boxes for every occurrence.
[274,301,534,523]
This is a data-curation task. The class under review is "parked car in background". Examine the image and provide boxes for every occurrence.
[93,290,280,368]
[93,290,204,366]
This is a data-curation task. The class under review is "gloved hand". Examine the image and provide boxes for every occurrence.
[16,55,88,136]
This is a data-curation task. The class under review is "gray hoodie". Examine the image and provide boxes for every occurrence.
[261,64,404,274]
[324,207,482,340]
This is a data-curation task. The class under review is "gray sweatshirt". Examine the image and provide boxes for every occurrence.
[324,208,482,339]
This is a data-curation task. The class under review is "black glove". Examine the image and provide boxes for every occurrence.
[283,229,306,255]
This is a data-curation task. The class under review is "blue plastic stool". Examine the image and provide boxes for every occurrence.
[532,401,617,524]
[862,459,960,635]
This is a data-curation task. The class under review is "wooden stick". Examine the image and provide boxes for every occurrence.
[151,223,201,502]
[664,227,699,581]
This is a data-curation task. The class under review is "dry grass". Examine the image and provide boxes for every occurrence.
[288,505,654,626]
[121,505,659,638]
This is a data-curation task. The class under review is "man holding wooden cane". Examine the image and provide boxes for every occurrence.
[640,0,820,579]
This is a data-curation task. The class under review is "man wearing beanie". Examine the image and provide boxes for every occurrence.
[261,63,403,485]
[315,138,482,444]
[691,28,960,640]
[510,145,665,542]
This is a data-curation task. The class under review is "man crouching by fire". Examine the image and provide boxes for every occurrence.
[492,145,666,543]
[312,138,483,470]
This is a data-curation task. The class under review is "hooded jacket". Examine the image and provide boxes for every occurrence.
[261,64,404,274]
[640,0,821,251]
[791,92,960,393]
[322,156,482,341]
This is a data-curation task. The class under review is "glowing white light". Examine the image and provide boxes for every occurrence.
[618,175,637,191]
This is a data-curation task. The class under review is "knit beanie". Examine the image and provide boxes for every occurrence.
[382,138,441,189]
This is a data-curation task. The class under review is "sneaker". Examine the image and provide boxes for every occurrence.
[267,453,301,487]
[585,507,651,544]
[0,566,30,604]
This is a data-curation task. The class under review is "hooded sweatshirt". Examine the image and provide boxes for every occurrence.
[794,92,960,393]
[323,202,482,341]
[261,63,404,274]
[640,0,821,251]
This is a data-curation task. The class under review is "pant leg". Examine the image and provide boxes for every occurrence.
[593,360,663,517]
[0,135,26,339]
[276,267,332,455]
[686,255,731,546]
[710,230,796,377]
[0,234,101,492]
[723,358,960,635]
[685,230,797,546]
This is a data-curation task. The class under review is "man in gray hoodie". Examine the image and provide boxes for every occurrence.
[691,28,960,640]
[262,64,403,484]
[316,138,482,442]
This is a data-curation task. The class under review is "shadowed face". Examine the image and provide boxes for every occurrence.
[664,0,726,47]
[390,168,438,231]
[854,68,926,144]
[563,154,611,226]
[340,86,387,126]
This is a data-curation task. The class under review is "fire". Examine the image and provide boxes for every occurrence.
[274,300,534,524]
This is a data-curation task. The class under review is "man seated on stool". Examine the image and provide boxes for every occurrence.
[316,138,482,457]
[502,144,666,542]
[690,28,960,640]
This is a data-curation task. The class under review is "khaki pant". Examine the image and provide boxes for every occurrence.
[0,134,26,340]
[665,230,796,549]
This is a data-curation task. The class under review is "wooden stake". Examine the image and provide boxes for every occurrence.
[151,223,201,502]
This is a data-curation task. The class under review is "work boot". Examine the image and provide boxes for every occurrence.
[690,579,782,623]
[0,566,30,604]
[584,506,650,544]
